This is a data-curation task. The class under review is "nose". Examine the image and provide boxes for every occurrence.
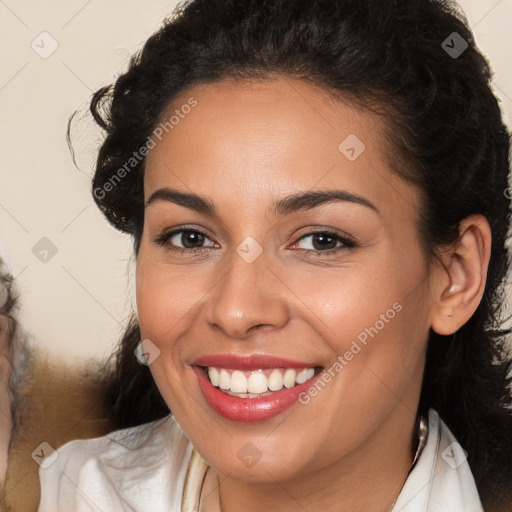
[205,248,290,339]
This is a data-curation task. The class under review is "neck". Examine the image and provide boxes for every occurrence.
[211,404,419,512]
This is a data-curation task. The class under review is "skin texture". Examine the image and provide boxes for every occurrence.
[135,76,491,512]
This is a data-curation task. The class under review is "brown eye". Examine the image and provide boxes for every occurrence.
[178,230,206,248]
[154,228,217,252]
[293,230,356,256]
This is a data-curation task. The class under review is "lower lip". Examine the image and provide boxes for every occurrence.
[194,367,323,423]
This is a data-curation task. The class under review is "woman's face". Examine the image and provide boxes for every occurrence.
[136,77,435,482]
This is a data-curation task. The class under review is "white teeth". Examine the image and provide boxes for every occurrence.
[267,369,284,391]
[247,372,268,394]
[296,368,315,384]
[208,367,219,387]
[206,366,317,395]
[219,369,231,390]
[230,370,248,393]
[283,369,296,389]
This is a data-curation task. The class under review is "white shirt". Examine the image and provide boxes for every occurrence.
[37,408,484,511]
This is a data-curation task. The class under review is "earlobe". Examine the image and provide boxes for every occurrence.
[430,215,491,336]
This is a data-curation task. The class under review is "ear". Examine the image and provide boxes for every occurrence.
[430,214,492,336]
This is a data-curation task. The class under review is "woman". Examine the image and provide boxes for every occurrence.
[38,0,512,510]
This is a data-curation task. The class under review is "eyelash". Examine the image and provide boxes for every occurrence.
[153,227,357,257]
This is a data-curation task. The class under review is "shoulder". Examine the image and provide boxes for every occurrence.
[37,415,193,512]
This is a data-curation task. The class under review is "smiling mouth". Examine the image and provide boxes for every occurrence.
[199,366,323,398]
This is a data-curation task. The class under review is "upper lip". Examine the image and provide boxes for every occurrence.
[192,354,322,370]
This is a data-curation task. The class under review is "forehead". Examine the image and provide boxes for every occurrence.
[143,77,419,220]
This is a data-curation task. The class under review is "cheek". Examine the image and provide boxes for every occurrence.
[135,255,197,411]
[290,250,430,387]
[135,255,201,344]
[281,257,409,343]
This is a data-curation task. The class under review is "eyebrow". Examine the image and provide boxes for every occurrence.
[145,187,380,216]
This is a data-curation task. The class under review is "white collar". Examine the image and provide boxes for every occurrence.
[391,408,483,512]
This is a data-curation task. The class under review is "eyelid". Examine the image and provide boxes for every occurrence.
[153,225,357,258]
[293,226,357,243]
[152,225,217,250]
[290,229,357,253]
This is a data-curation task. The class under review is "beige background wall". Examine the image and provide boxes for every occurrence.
[0,0,511,363]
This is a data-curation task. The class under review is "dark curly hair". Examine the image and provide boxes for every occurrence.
[84,0,512,509]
